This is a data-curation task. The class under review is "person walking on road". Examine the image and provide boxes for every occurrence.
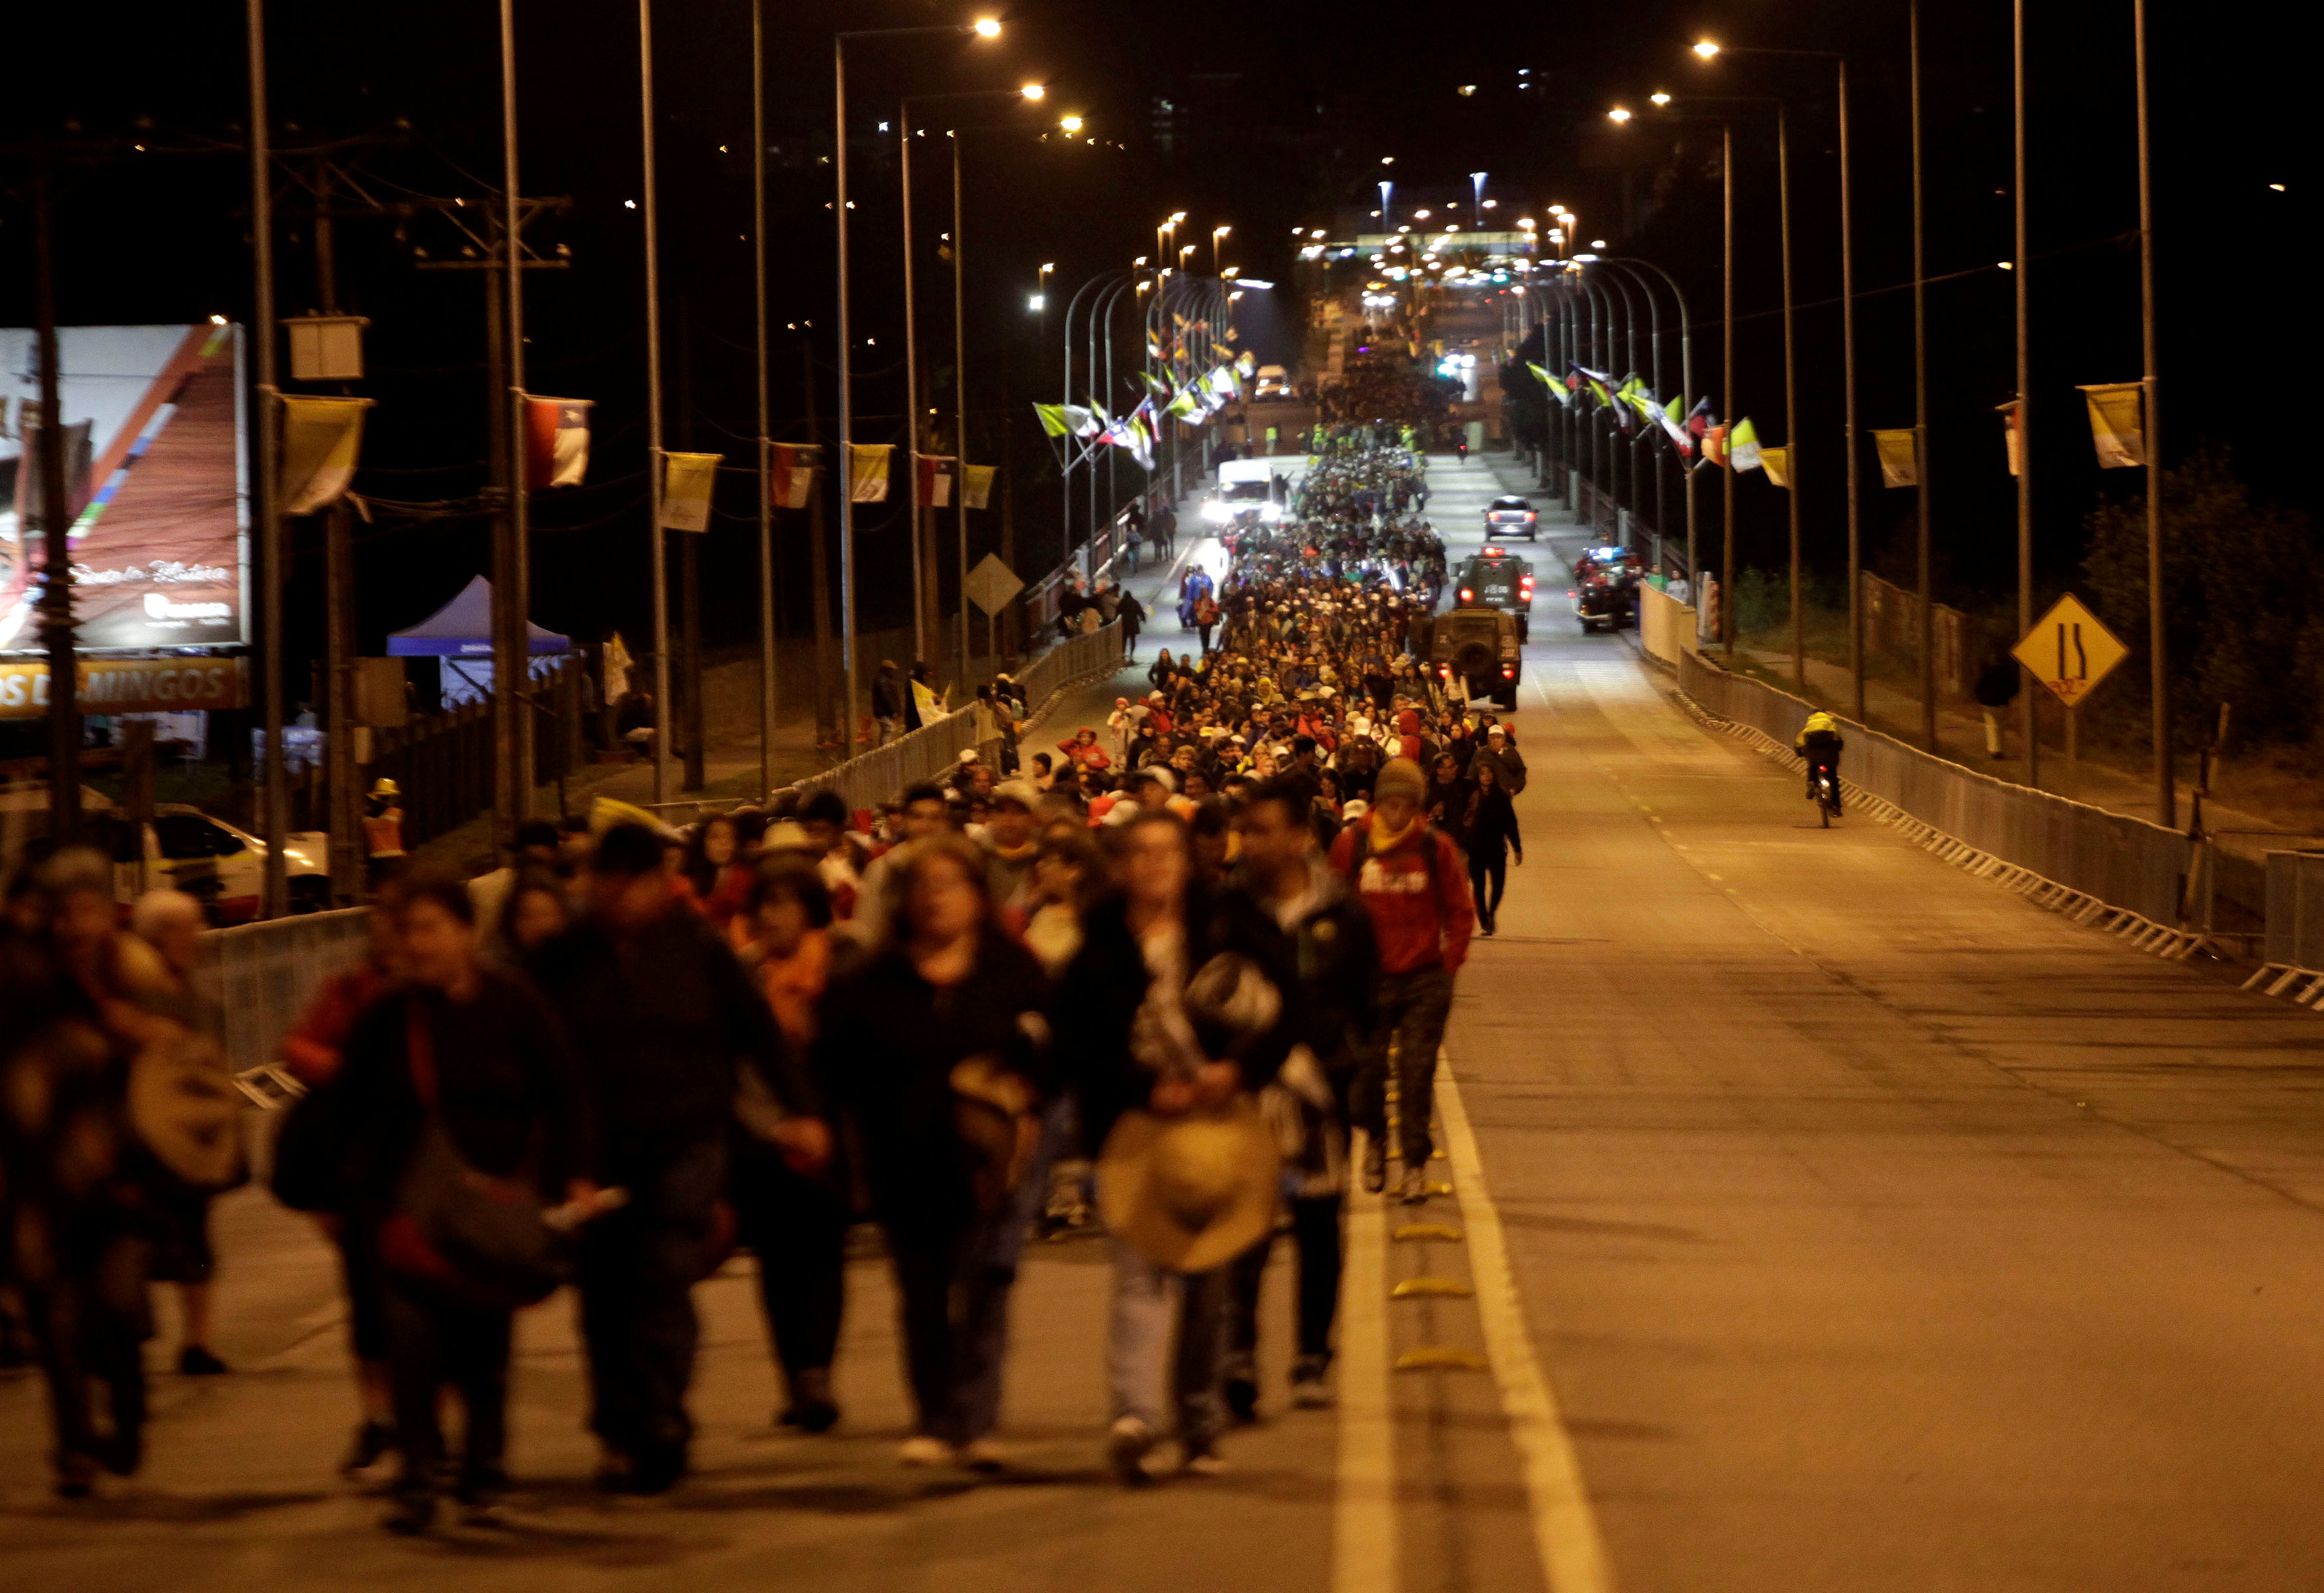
[1461,759,1523,938]
[327,868,590,1533]
[1224,780,1378,1414]
[816,836,1050,1470]
[872,661,906,746]
[1119,588,1147,661]
[529,823,828,1495]
[1054,809,1295,1483]
[1329,757,1474,1202]
[1469,723,1527,796]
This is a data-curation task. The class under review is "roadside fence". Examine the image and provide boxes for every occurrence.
[199,906,372,1076]
[1679,648,2193,929]
[2246,851,2324,1005]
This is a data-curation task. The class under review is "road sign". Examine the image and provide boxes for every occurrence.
[963,552,1025,617]
[2011,592,2128,709]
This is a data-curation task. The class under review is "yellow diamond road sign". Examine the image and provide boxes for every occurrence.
[2012,593,2129,709]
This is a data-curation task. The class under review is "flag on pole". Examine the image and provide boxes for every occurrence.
[660,450,722,531]
[1033,402,1098,438]
[1234,351,1256,378]
[1871,428,1919,488]
[522,396,592,489]
[847,443,892,503]
[1997,400,2021,477]
[914,454,955,509]
[962,463,997,509]
[1702,424,1729,467]
[770,442,819,508]
[1686,396,1717,441]
[1758,446,1792,489]
[1655,394,1693,455]
[279,395,375,515]
[1727,417,1763,471]
[2077,381,2145,467]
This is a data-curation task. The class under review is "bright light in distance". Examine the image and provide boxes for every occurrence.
[1517,216,1536,228]
[1548,230,1564,242]
[1171,210,1188,223]
[1483,199,1498,209]
[1311,228,1326,238]
[972,17,1002,37]
[1238,278,1274,289]
[1040,262,1054,273]
[1058,115,1084,132]
[1693,39,1720,58]
[1027,293,1046,310]
[1997,261,2014,270]
[1222,266,1240,277]
[1457,85,1477,97]
[625,199,638,209]
[1020,83,1044,100]
[1651,92,1672,106]
[1214,225,1232,237]
[1228,290,1244,301]
[1608,107,1632,123]
[1414,208,1432,219]
[208,313,228,325]
[1591,238,1607,248]
[1380,156,1395,165]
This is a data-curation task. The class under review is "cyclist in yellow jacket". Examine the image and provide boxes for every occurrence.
[1794,711,1845,809]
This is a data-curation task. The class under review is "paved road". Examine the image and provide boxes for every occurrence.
[7,455,2324,1591]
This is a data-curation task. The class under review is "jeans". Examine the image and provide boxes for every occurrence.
[1108,1234,1232,1446]
[1469,852,1507,932]
[384,1274,512,1500]
[951,1097,1073,1440]
[1228,1194,1345,1364]
[577,1138,727,1473]
[1351,964,1455,1166]
[875,716,902,748]
[22,1228,149,1483]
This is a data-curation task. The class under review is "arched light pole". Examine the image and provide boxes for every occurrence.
[1608,256,1697,586]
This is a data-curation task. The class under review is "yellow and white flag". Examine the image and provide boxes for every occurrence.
[1758,446,1792,489]
[280,395,374,515]
[849,443,894,503]
[1872,428,1918,488]
[963,463,997,510]
[659,451,722,531]
[2077,382,2145,468]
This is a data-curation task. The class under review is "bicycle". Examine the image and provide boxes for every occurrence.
[1807,762,1842,827]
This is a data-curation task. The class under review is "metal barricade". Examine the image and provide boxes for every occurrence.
[2264,852,2324,969]
[198,907,373,1076]
[1679,649,2193,925]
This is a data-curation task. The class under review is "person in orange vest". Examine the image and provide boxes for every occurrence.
[363,778,406,889]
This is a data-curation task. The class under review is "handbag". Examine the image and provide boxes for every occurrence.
[376,999,571,1309]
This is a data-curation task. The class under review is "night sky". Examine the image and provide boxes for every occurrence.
[2,0,2307,678]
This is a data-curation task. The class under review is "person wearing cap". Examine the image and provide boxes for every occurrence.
[363,778,406,888]
[1470,723,1528,796]
[1328,756,1475,1203]
[981,780,1044,926]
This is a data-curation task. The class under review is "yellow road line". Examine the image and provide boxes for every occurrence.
[1334,1128,1399,1593]
[1437,1060,1618,1593]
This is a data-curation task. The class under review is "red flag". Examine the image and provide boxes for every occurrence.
[914,454,955,509]
[523,397,592,489]
[770,442,819,509]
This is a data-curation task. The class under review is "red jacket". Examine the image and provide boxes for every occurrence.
[1329,817,1475,976]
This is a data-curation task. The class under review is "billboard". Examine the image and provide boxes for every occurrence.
[1,323,249,653]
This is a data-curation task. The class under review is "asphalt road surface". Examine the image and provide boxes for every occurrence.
[6,456,2323,1592]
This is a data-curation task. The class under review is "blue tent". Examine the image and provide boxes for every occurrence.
[386,575,570,657]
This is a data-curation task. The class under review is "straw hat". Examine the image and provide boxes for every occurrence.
[1097,1098,1281,1273]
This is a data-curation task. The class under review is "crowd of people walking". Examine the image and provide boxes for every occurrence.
[1,428,1538,1529]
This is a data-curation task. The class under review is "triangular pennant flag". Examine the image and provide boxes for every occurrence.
[1728,417,1763,471]
[1655,394,1693,455]
[523,396,592,490]
[660,450,722,531]
[1758,446,1792,489]
[847,443,892,503]
[1702,423,1729,467]
[1034,402,1072,438]
[770,442,820,509]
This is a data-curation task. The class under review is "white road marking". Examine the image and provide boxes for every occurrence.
[1334,1130,1400,1593]
[1437,1060,1618,1593]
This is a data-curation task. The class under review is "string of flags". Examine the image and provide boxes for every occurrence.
[1033,351,1256,475]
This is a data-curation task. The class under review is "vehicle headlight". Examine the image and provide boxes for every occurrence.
[1203,501,1231,524]
[1261,503,1283,521]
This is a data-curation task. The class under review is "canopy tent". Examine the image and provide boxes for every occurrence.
[386,574,570,657]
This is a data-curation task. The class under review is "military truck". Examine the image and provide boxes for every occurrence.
[1454,548,1536,643]
[1411,604,1523,711]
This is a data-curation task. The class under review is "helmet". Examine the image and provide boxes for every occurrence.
[370,778,400,799]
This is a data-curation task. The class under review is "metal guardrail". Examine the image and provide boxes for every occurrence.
[1679,649,2193,926]
[791,621,1126,816]
[2263,851,2324,970]
[199,906,373,1075]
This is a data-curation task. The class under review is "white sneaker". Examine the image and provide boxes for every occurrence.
[898,1435,954,1467]
[1398,1166,1429,1205]
[1106,1416,1157,1487]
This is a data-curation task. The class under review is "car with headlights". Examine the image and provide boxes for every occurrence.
[1483,494,1539,541]
[1454,548,1535,642]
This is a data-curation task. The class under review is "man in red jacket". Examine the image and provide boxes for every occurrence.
[1327,756,1475,1202]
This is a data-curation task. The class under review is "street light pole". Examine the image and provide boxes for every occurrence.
[952,129,970,692]
[2134,0,2169,825]
[1910,0,1937,751]
[1778,99,1802,690]
[247,0,287,915]
[752,0,779,800]
[497,0,531,839]
[642,0,671,803]
[2012,0,2036,788]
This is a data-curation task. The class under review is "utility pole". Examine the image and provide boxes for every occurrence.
[2013,0,2038,788]
[1910,0,1938,752]
[31,149,80,840]
[2134,0,2171,827]
[677,301,703,792]
[248,0,289,918]
[803,340,835,747]
[498,0,533,838]
[307,157,361,900]
[752,0,779,800]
